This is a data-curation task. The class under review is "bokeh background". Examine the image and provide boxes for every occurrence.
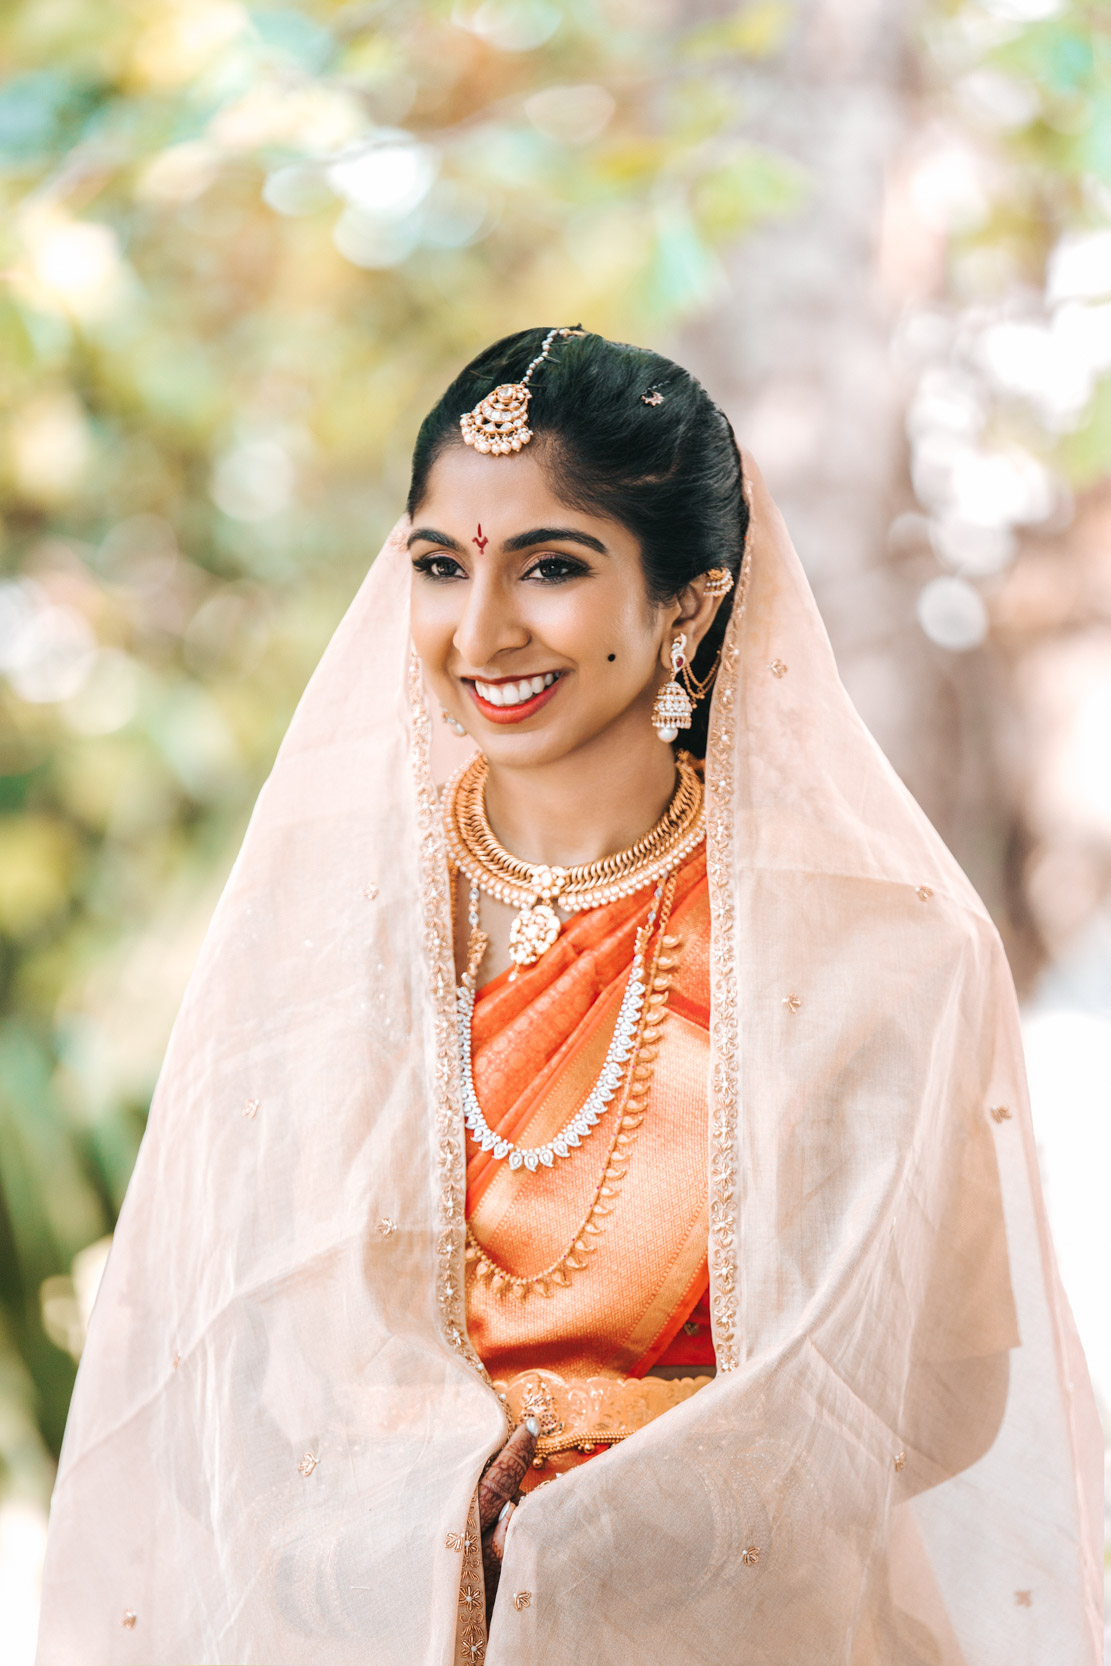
[0,0,1108,1652]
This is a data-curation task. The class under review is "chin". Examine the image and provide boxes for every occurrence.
[477,724,581,769]
[479,709,640,770]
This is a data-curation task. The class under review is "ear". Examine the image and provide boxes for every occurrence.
[658,577,723,668]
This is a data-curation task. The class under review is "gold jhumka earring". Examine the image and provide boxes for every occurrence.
[651,635,694,743]
[459,326,586,455]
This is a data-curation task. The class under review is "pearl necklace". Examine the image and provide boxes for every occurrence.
[456,879,666,1170]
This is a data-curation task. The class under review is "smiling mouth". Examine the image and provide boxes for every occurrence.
[465,670,565,723]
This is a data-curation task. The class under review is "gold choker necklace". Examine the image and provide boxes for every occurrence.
[443,751,704,973]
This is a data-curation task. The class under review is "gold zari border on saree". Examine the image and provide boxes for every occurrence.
[496,1368,714,1458]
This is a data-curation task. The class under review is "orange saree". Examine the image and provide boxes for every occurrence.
[463,847,715,1482]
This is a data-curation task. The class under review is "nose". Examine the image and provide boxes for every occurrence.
[452,568,530,671]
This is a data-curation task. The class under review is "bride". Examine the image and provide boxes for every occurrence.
[35,327,1101,1665]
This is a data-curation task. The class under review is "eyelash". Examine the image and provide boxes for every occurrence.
[411,554,465,580]
[411,554,590,584]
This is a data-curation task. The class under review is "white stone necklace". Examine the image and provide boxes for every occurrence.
[456,878,665,1171]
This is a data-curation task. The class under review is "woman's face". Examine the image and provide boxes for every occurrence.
[409,442,697,771]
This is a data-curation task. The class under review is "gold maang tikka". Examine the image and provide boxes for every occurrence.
[460,327,586,455]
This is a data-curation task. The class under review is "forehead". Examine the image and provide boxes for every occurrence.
[416,442,623,540]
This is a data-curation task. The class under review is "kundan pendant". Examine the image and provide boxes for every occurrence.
[508,864,568,972]
[509,902,561,970]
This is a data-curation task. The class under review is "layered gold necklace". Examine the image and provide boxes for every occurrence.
[443,750,704,976]
[446,758,699,1298]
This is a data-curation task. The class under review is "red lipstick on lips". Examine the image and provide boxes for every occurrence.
[465,672,564,725]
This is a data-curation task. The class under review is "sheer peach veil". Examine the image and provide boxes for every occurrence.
[36,459,1101,1665]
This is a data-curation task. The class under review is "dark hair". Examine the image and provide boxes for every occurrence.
[407,326,749,757]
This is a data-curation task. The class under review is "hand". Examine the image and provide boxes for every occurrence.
[478,1417,538,1620]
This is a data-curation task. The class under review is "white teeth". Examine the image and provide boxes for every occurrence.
[475,673,559,708]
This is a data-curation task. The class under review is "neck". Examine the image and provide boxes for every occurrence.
[482,712,680,868]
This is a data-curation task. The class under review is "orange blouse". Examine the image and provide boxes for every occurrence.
[463,847,715,1383]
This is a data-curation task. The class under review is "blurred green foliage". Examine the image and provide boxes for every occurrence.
[0,0,808,1505]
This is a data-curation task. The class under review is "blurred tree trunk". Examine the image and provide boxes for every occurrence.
[675,0,1041,986]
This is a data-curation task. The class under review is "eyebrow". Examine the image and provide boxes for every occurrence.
[407,526,462,550]
[406,524,609,555]
[504,527,608,555]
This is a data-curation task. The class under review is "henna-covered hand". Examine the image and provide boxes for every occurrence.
[478,1418,538,1620]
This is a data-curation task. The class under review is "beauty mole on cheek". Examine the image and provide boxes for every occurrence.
[607,653,616,662]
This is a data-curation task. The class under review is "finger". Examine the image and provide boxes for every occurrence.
[489,1499,515,1562]
[478,1419,538,1532]
[482,1502,513,1610]
[478,1419,535,1531]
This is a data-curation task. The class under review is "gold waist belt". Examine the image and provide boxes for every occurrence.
[494,1368,714,1458]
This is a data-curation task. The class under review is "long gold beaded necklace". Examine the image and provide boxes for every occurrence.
[444,750,704,976]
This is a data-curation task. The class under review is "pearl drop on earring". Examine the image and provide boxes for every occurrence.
[441,708,467,737]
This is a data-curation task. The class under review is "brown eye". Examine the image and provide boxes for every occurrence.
[524,557,589,583]
[413,554,465,580]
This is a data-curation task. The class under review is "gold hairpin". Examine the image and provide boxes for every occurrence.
[703,567,734,597]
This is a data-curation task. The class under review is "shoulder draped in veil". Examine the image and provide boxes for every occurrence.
[35,459,1102,1665]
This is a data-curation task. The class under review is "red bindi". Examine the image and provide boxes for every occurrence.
[472,523,488,554]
